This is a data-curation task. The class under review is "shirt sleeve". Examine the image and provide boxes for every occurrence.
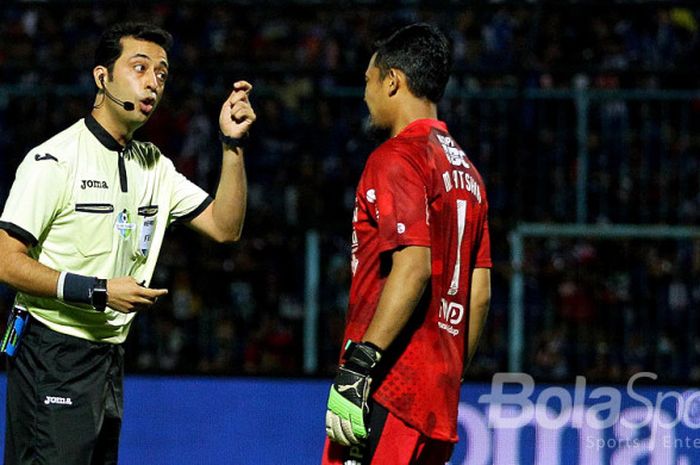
[0,151,69,247]
[163,158,212,226]
[474,204,492,268]
[366,147,430,254]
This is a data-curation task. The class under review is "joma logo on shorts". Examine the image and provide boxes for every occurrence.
[81,179,109,190]
[44,396,72,406]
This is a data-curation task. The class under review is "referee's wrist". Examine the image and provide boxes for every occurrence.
[218,130,248,150]
[56,272,107,311]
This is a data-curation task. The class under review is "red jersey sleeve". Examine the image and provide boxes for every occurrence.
[474,203,492,268]
[363,146,431,254]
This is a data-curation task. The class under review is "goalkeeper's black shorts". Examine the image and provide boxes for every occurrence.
[4,318,124,465]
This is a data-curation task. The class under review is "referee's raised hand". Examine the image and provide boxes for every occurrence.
[219,80,256,141]
[106,277,168,313]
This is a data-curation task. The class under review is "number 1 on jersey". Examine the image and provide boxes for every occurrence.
[448,199,467,296]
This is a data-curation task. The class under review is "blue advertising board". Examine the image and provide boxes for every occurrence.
[0,374,697,464]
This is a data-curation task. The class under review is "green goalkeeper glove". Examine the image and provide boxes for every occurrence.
[325,340,383,445]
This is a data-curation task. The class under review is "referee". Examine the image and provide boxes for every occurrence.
[0,22,255,464]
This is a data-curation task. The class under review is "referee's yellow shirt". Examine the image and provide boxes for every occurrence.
[0,115,212,343]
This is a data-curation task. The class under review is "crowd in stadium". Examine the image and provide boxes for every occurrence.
[1,2,700,382]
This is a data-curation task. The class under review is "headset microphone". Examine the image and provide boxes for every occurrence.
[100,76,135,111]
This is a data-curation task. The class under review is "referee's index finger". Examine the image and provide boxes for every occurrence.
[141,287,168,297]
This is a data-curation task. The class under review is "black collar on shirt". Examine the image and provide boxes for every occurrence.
[85,114,131,152]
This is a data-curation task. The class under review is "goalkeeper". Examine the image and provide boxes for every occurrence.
[322,24,492,465]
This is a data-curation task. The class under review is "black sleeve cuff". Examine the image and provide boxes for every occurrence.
[173,196,214,224]
[0,221,38,247]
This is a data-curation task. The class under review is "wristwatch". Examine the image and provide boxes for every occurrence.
[90,278,108,311]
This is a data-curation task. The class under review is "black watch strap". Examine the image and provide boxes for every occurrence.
[218,130,247,149]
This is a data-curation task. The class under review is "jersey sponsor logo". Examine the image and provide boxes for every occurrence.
[437,134,470,169]
[397,222,406,234]
[81,179,109,190]
[360,189,380,220]
[34,153,58,162]
[44,395,72,406]
[366,189,376,203]
[438,298,464,336]
[115,209,136,239]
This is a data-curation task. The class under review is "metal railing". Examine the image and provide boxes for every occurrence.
[3,84,700,376]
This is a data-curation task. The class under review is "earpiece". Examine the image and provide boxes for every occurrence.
[97,73,135,111]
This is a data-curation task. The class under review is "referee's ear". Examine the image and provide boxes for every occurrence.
[92,66,108,91]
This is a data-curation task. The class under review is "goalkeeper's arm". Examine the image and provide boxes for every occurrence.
[464,267,490,375]
[325,246,431,445]
[361,246,431,349]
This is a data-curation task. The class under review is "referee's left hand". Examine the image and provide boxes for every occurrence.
[219,80,256,141]
[106,277,168,313]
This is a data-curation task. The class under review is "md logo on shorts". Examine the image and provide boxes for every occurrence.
[115,209,136,239]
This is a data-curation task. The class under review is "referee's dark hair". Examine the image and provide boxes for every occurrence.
[94,22,173,73]
[373,23,452,103]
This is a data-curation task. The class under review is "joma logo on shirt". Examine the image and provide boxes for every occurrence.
[81,179,109,190]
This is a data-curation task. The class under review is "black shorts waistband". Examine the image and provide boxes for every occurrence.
[27,315,122,348]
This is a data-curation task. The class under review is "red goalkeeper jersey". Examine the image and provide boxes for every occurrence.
[342,119,491,442]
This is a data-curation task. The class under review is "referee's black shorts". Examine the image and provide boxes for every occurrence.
[4,318,124,465]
